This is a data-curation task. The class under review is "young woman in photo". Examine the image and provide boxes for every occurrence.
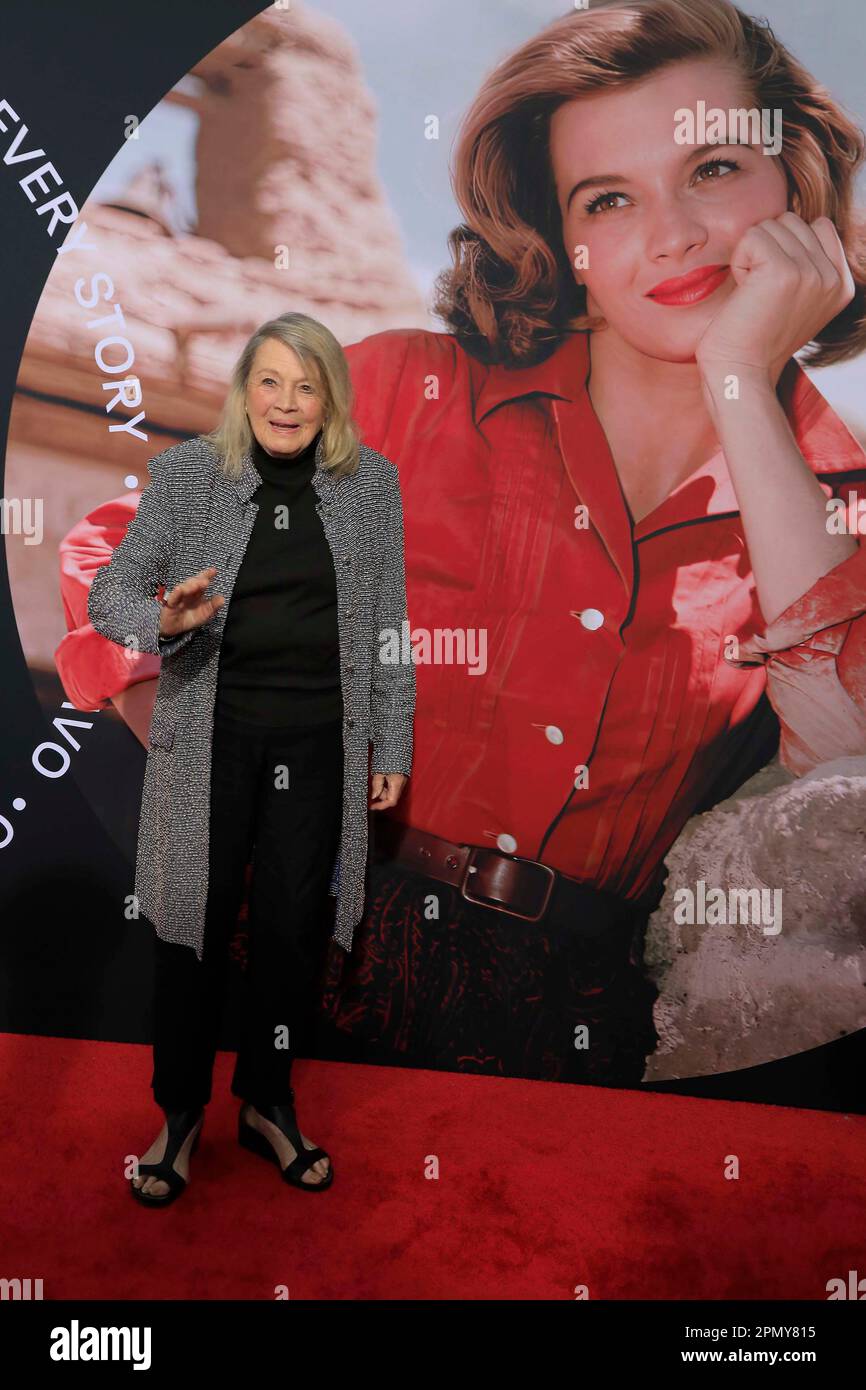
[322,0,866,1080]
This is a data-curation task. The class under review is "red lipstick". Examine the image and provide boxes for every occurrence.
[646,264,729,306]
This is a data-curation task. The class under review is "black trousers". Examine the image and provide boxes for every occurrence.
[150,708,344,1112]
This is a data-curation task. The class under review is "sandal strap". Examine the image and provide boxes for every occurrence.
[133,1161,186,1197]
[244,1100,329,1181]
[132,1112,202,1196]
[286,1145,330,1180]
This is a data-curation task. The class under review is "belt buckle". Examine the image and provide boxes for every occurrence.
[458,846,556,922]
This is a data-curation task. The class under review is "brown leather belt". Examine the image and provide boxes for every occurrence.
[371,816,665,939]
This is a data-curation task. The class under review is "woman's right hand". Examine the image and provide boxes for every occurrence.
[158,566,225,639]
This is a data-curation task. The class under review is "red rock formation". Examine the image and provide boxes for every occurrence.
[10,4,427,671]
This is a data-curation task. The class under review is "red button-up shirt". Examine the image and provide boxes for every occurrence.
[57,328,866,902]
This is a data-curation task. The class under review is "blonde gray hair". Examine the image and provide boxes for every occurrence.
[202,313,361,481]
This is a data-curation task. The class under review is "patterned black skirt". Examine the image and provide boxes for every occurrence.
[317,857,665,1088]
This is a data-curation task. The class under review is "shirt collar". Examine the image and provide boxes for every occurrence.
[469,329,866,597]
[471,332,585,425]
[633,355,866,540]
[470,327,863,504]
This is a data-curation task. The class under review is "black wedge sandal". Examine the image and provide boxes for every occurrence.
[238,1092,334,1192]
[129,1107,205,1208]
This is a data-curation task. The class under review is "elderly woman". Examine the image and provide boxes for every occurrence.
[86,312,415,1204]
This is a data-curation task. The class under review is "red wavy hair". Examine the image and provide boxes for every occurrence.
[432,0,866,368]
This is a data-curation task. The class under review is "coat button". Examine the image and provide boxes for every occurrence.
[578,608,604,630]
[496,833,518,853]
[544,725,564,744]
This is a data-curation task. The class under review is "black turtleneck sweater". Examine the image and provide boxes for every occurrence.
[213,428,343,725]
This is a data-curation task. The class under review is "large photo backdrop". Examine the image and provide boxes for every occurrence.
[2,0,866,1111]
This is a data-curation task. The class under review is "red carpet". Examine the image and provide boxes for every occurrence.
[2,1032,864,1300]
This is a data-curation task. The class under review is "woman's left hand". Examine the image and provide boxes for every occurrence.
[695,212,855,389]
[369,772,407,809]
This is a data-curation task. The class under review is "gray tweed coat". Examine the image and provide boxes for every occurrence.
[87,432,415,961]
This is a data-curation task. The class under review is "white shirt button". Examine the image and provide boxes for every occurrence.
[579,608,604,630]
